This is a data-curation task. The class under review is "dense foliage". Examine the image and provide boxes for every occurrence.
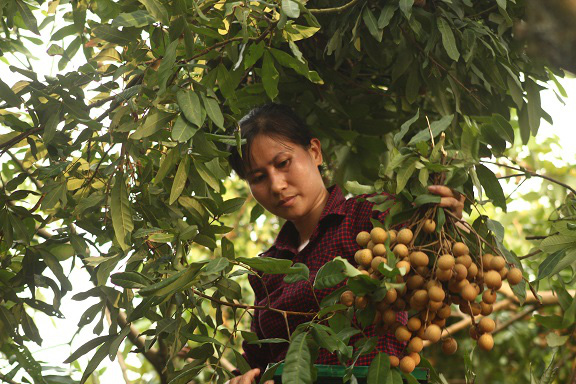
[0,0,574,383]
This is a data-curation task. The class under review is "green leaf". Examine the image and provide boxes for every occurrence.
[408,114,453,145]
[363,8,383,42]
[284,263,310,284]
[0,78,22,107]
[537,247,576,280]
[437,18,460,61]
[201,94,225,130]
[345,181,375,195]
[169,156,190,204]
[110,175,134,251]
[491,114,514,143]
[140,262,205,297]
[155,147,179,185]
[42,112,59,144]
[171,116,198,142]
[110,271,153,288]
[378,5,397,29]
[396,158,417,194]
[262,51,279,100]
[314,260,346,289]
[526,79,541,135]
[546,333,569,347]
[177,90,203,128]
[92,25,135,45]
[282,332,313,384]
[205,257,230,274]
[157,39,179,94]
[540,235,576,254]
[534,314,564,329]
[130,110,176,139]
[475,164,506,211]
[138,0,169,24]
[413,194,441,206]
[236,256,293,274]
[15,0,40,35]
[112,10,156,27]
[64,335,112,363]
[219,197,246,215]
[394,110,419,146]
[80,340,114,384]
[282,0,300,18]
[399,0,414,18]
[368,352,390,384]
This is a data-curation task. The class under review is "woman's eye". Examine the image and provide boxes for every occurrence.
[251,174,265,183]
[278,159,290,168]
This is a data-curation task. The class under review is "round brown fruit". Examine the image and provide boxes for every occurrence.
[478,317,496,333]
[399,356,416,374]
[429,300,443,311]
[355,296,369,309]
[409,352,421,366]
[469,326,479,340]
[453,264,468,281]
[499,267,508,279]
[385,288,398,304]
[408,336,424,353]
[507,267,523,285]
[468,263,479,278]
[442,338,458,355]
[478,333,494,351]
[437,254,455,270]
[484,270,502,290]
[395,326,412,342]
[397,228,414,245]
[406,275,425,290]
[480,302,493,316]
[436,268,453,281]
[396,260,411,274]
[407,317,422,332]
[461,284,477,302]
[371,256,386,271]
[356,231,371,247]
[428,286,446,302]
[373,243,387,257]
[490,256,506,271]
[424,324,442,343]
[482,254,494,270]
[456,255,473,269]
[410,251,429,267]
[370,227,388,244]
[423,219,436,234]
[437,305,451,319]
[452,242,469,257]
[383,309,397,325]
[356,249,373,267]
[413,290,429,305]
[482,289,497,304]
[389,355,400,368]
[393,244,409,258]
[389,230,398,244]
[367,241,375,250]
[340,290,355,307]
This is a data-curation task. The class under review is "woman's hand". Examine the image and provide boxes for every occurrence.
[427,185,465,220]
[227,368,274,384]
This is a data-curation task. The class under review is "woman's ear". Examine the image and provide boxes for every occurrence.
[308,138,323,166]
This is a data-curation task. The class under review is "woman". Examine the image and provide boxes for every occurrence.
[227,104,464,383]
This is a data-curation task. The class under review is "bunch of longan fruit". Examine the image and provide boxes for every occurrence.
[339,218,524,374]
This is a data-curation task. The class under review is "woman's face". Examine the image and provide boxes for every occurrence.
[245,134,327,223]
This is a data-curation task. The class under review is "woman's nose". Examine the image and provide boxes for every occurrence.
[269,171,287,194]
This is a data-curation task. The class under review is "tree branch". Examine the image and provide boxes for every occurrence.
[0,127,42,155]
[6,151,42,190]
[0,373,21,384]
[308,0,363,14]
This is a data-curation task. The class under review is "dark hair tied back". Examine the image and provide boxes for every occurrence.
[228,103,313,179]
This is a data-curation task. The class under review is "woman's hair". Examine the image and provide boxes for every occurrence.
[228,103,314,179]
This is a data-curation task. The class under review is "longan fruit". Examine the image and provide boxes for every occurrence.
[355,296,369,309]
[408,336,424,353]
[389,229,398,244]
[385,288,398,304]
[461,284,477,302]
[407,317,422,332]
[396,260,411,274]
[484,270,502,290]
[482,254,494,270]
[389,355,400,368]
[367,240,375,250]
[400,356,416,373]
[478,334,494,351]
[428,300,443,311]
[395,326,412,342]
[360,270,370,276]
[356,231,371,247]
[408,352,421,366]
[424,324,442,343]
[499,267,508,279]
[410,251,429,267]
[482,289,497,304]
[480,302,493,316]
[507,267,523,285]
[478,317,496,333]
[436,268,453,281]
[416,266,430,277]
[433,317,447,328]
[470,302,482,316]
[442,338,458,355]
[456,255,473,269]
[371,256,386,271]
[393,244,409,258]
[453,264,468,281]
[428,286,446,302]
[397,228,414,245]
[437,305,451,319]
[467,263,479,279]
[372,243,387,257]
[340,290,355,307]
[393,298,407,311]
[406,274,425,290]
[356,249,374,267]
[413,290,429,305]
[370,227,388,244]
[422,219,436,234]
[376,300,388,312]
[452,242,469,257]
[383,309,397,325]
[437,254,455,270]
[490,256,506,271]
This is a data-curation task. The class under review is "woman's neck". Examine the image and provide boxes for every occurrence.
[292,188,330,245]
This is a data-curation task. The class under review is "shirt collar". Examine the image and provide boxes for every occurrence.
[271,185,347,253]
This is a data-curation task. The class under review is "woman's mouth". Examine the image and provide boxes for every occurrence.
[278,196,296,207]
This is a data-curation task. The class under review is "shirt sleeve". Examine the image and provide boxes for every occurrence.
[241,309,272,373]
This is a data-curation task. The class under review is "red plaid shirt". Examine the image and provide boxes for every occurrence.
[242,185,407,372]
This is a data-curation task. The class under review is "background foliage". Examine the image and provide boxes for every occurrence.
[0,0,574,383]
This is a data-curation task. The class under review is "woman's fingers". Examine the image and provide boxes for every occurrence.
[428,185,465,219]
[228,368,261,384]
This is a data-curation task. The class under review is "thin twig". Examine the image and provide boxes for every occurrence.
[0,374,21,384]
[308,0,363,14]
